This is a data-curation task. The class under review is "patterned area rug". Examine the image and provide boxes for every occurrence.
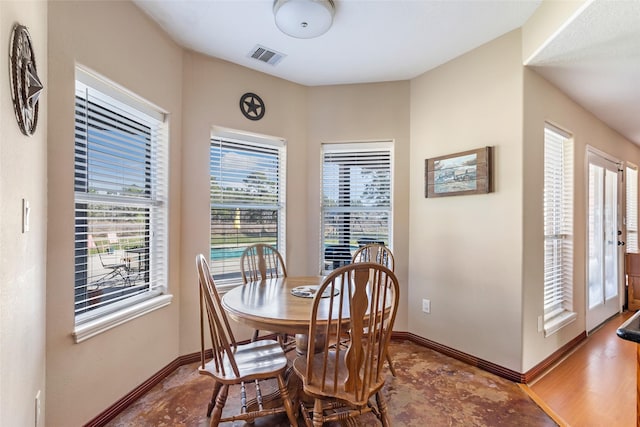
[106,340,556,426]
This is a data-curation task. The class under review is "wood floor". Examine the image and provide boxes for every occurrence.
[526,311,636,427]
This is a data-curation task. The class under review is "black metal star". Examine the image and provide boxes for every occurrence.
[239,92,265,121]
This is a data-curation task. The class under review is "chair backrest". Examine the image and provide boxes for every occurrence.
[352,244,395,272]
[92,235,119,268]
[196,254,240,377]
[304,262,399,406]
[240,243,287,284]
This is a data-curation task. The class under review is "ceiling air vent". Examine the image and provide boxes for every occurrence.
[248,45,286,66]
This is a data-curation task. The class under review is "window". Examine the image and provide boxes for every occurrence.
[73,68,169,339]
[543,124,576,336]
[209,129,286,288]
[321,142,393,274]
[626,165,638,253]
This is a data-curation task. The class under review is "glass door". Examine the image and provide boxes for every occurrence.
[587,150,622,332]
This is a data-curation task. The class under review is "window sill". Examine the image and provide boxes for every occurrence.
[72,293,173,343]
[544,310,577,337]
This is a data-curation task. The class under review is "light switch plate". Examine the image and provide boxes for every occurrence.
[22,199,30,233]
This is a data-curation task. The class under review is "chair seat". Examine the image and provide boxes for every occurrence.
[196,254,299,426]
[292,350,384,406]
[199,339,288,383]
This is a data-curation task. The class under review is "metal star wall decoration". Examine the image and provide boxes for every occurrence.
[10,24,44,136]
[240,93,265,121]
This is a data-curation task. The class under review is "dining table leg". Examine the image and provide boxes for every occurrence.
[294,333,327,355]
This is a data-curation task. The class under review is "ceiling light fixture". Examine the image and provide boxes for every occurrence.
[273,0,335,39]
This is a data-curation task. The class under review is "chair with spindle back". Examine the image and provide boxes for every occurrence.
[292,262,399,426]
[240,243,288,283]
[352,243,398,376]
[352,243,395,272]
[196,254,299,426]
[240,243,292,345]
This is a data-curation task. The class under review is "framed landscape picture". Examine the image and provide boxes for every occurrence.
[425,146,493,198]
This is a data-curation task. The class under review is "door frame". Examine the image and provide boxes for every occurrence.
[585,146,624,333]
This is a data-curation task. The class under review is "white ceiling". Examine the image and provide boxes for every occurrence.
[133,0,640,146]
[133,0,541,86]
[526,0,640,146]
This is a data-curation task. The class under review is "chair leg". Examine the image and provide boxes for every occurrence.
[313,399,324,427]
[386,352,397,377]
[252,329,260,342]
[376,391,391,427]
[206,381,223,417]
[276,374,299,427]
[210,384,228,427]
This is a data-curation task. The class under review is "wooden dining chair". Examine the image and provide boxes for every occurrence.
[196,254,299,427]
[240,243,291,344]
[240,243,288,283]
[352,243,397,376]
[292,262,399,427]
[352,243,395,272]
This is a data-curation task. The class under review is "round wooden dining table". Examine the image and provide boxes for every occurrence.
[221,274,394,412]
[222,275,338,337]
[222,275,337,410]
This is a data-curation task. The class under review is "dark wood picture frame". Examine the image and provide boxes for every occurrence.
[425,146,493,198]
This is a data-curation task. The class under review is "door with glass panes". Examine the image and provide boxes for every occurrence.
[586,149,623,332]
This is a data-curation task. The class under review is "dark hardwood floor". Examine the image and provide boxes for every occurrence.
[527,311,636,427]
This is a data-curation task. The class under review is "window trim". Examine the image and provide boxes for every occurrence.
[320,140,394,275]
[209,127,287,291]
[626,163,638,254]
[72,294,173,343]
[543,123,576,337]
[72,67,170,339]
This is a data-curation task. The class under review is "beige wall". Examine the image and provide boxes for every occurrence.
[43,3,411,422]
[8,1,636,425]
[520,0,640,370]
[306,83,411,331]
[409,31,525,371]
[408,23,640,374]
[178,57,411,349]
[521,67,640,370]
[179,51,310,353]
[46,2,183,425]
[0,2,47,426]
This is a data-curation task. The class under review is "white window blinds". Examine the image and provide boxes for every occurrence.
[74,70,168,323]
[626,165,638,253]
[543,124,574,332]
[321,142,392,273]
[210,134,286,287]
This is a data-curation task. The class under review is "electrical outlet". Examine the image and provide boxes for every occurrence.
[422,299,431,314]
[35,390,41,427]
[537,315,543,332]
